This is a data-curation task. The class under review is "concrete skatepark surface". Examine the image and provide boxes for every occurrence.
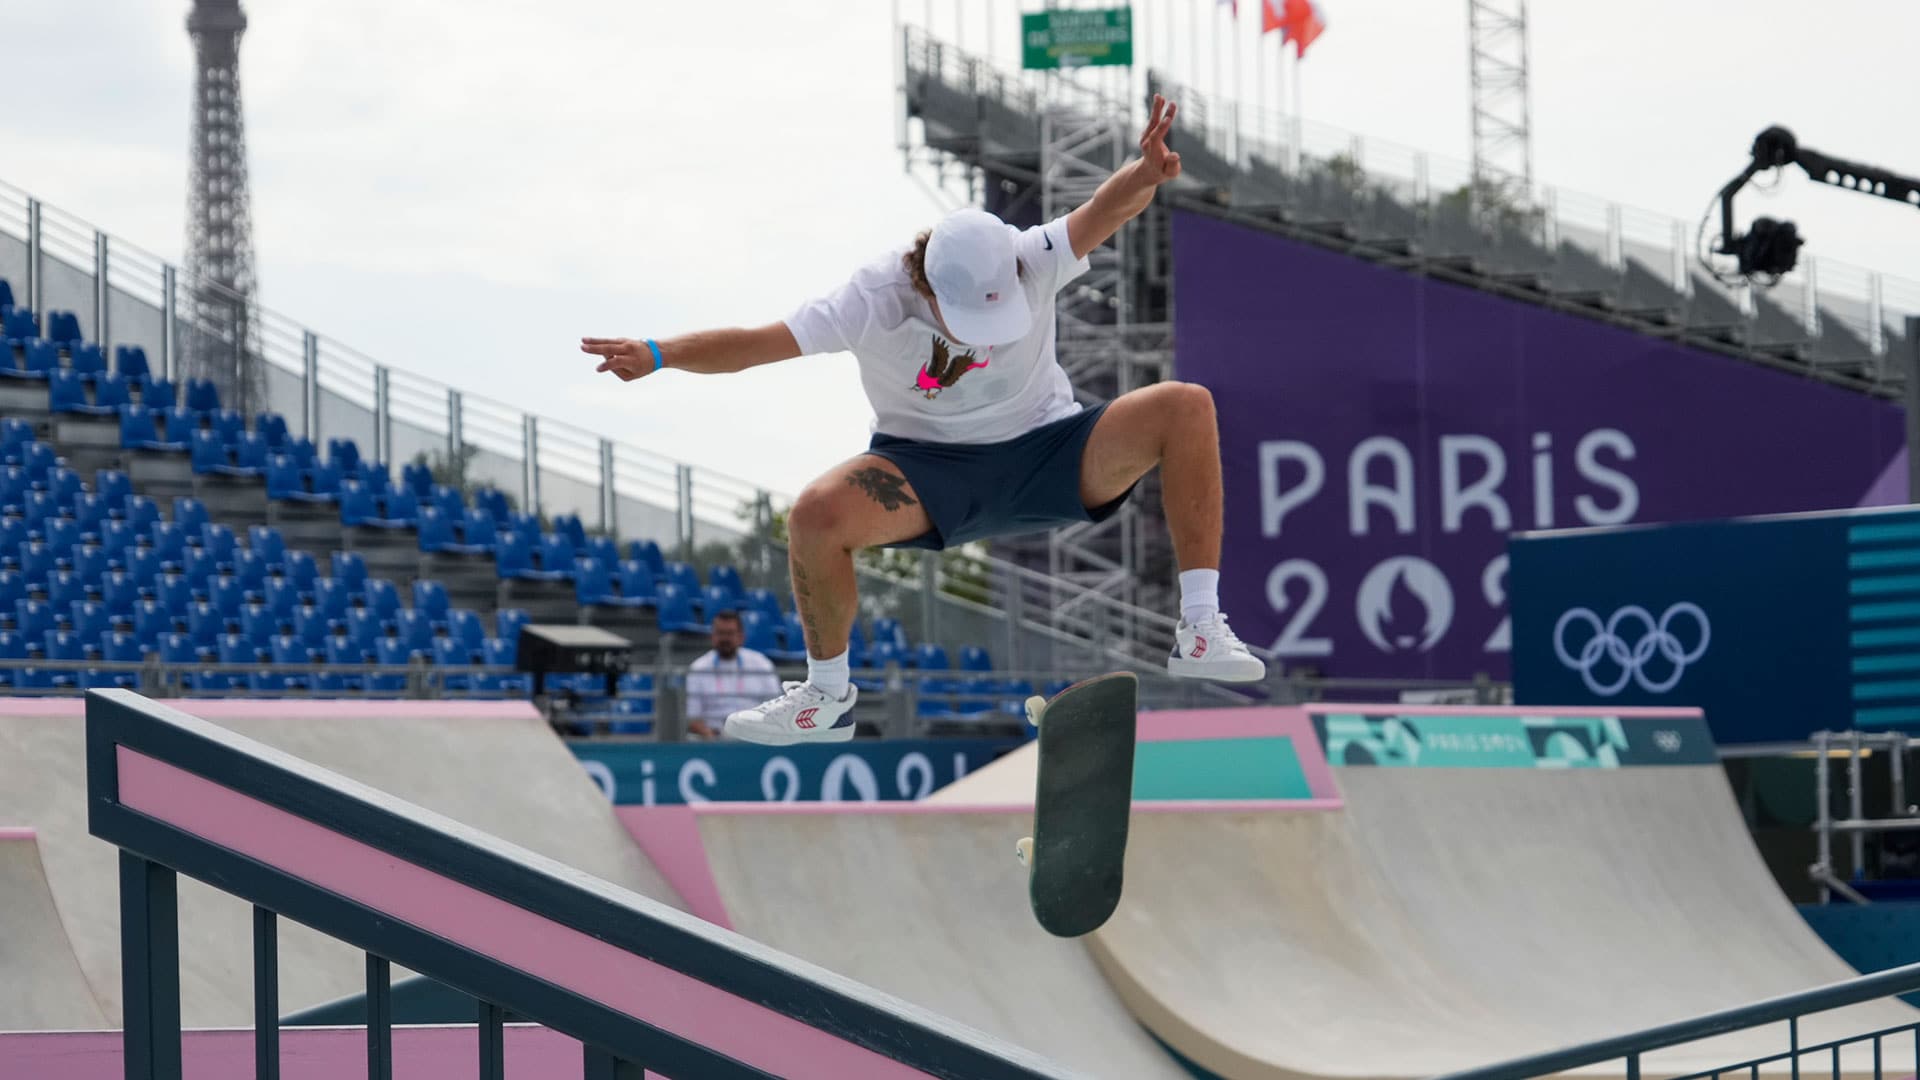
[0,828,109,1030]
[0,698,683,1029]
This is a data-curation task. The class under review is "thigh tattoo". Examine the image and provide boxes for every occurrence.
[848,466,919,512]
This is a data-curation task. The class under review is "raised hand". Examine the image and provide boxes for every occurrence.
[581,338,657,382]
[1139,94,1182,185]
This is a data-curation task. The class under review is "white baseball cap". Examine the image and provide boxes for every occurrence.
[924,208,1031,346]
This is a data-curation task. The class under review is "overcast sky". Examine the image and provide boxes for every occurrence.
[6,0,1917,495]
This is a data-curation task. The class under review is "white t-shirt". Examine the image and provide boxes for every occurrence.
[785,214,1092,444]
[685,647,783,723]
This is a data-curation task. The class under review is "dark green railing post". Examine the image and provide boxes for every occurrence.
[1789,1016,1799,1080]
[479,1001,504,1080]
[1625,1053,1639,1080]
[366,955,391,1080]
[583,1046,646,1079]
[120,851,182,1080]
[253,907,279,1080]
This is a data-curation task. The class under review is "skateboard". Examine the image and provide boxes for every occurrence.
[1013,671,1139,938]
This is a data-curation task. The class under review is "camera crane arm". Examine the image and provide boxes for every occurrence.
[1716,126,1920,277]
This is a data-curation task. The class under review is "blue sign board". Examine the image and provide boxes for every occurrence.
[1510,506,1920,744]
[570,739,1020,805]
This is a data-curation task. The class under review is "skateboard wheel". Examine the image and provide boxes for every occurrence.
[1024,696,1046,727]
[1015,836,1034,866]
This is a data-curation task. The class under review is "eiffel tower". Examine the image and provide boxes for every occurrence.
[184,0,261,413]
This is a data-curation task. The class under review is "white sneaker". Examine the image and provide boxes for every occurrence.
[1167,612,1267,683]
[723,681,859,745]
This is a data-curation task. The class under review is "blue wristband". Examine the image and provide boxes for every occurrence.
[645,338,664,372]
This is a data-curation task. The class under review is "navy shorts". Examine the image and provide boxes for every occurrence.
[865,402,1134,551]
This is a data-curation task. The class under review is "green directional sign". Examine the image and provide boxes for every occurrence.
[1022,7,1133,70]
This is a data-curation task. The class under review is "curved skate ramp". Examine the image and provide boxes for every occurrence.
[0,698,684,1028]
[1085,706,1920,1079]
[0,828,108,1030]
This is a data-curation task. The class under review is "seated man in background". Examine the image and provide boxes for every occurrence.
[685,610,782,740]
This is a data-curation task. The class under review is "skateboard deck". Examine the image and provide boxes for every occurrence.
[1014,671,1139,938]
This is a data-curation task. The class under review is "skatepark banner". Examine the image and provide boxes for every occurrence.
[1172,211,1906,681]
[1312,710,1717,768]
[1510,506,1920,744]
[571,738,1019,805]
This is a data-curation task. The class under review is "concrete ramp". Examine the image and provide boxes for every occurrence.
[0,698,684,1028]
[0,828,108,1030]
[1086,707,1920,1078]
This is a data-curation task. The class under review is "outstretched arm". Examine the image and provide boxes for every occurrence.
[1064,94,1183,260]
[581,322,802,381]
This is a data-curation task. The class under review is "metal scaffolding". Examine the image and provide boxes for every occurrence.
[1467,0,1534,214]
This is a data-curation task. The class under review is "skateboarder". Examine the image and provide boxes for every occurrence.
[582,94,1265,746]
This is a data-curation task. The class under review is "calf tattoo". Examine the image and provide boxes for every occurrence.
[849,467,918,512]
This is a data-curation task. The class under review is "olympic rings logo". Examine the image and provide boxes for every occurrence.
[1552,603,1711,697]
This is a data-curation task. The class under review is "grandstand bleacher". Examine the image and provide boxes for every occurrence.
[0,286,1039,733]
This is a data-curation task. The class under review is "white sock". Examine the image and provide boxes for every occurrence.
[1179,568,1220,627]
[807,649,851,699]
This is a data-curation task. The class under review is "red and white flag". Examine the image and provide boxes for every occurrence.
[1262,0,1327,57]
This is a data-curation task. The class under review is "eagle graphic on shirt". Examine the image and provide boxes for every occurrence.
[913,335,989,400]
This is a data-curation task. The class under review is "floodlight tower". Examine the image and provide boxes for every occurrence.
[185,0,262,412]
[1467,0,1534,213]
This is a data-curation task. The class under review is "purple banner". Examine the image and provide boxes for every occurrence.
[1173,211,1907,680]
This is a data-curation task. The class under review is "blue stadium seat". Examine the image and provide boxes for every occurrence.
[268,632,316,671]
[2,340,56,381]
[122,494,159,534]
[208,576,246,621]
[72,493,111,540]
[654,583,707,635]
[416,506,482,553]
[662,561,700,593]
[0,630,23,689]
[770,611,807,663]
[217,631,262,665]
[473,487,511,522]
[17,491,53,531]
[401,462,433,497]
[149,521,187,566]
[872,617,909,653]
[44,570,87,612]
[68,343,107,379]
[18,442,57,483]
[291,607,331,648]
[536,535,575,578]
[261,579,300,622]
[225,432,268,477]
[742,588,781,618]
[184,595,225,645]
[343,609,382,654]
[607,697,654,735]
[433,635,476,674]
[157,632,197,666]
[357,461,391,494]
[118,406,182,452]
[173,497,209,534]
[330,551,368,593]
[337,482,380,527]
[698,585,735,621]
[42,518,81,556]
[246,525,286,567]
[3,307,39,342]
[469,638,531,697]
[138,377,176,409]
[14,599,54,643]
[392,609,433,655]
[0,418,29,453]
[318,636,365,694]
[185,378,221,413]
[280,437,315,468]
[100,628,144,664]
[159,406,200,445]
[584,536,619,567]
[411,579,451,622]
[41,629,87,688]
[454,509,497,552]
[447,609,486,652]
[45,465,82,506]
[267,455,331,503]
[361,578,399,620]
[574,558,620,607]
[200,523,236,565]
[495,533,560,582]
[113,345,150,384]
[707,564,744,602]
[740,610,780,655]
[50,370,126,415]
[71,543,110,583]
[326,438,360,473]
[495,608,529,644]
[100,570,139,618]
[368,637,412,693]
[179,546,217,585]
[914,643,951,671]
[282,550,319,594]
[239,603,277,645]
[325,633,369,665]
[68,601,109,642]
[230,550,268,594]
[254,412,288,448]
[132,600,173,642]
[614,561,657,606]
[374,488,416,524]
[16,542,55,583]
[0,568,21,610]
[208,409,243,444]
[45,311,82,348]
[152,573,191,615]
[191,429,261,476]
[311,578,350,622]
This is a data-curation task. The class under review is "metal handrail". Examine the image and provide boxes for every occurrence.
[1434,960,1920,1080]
